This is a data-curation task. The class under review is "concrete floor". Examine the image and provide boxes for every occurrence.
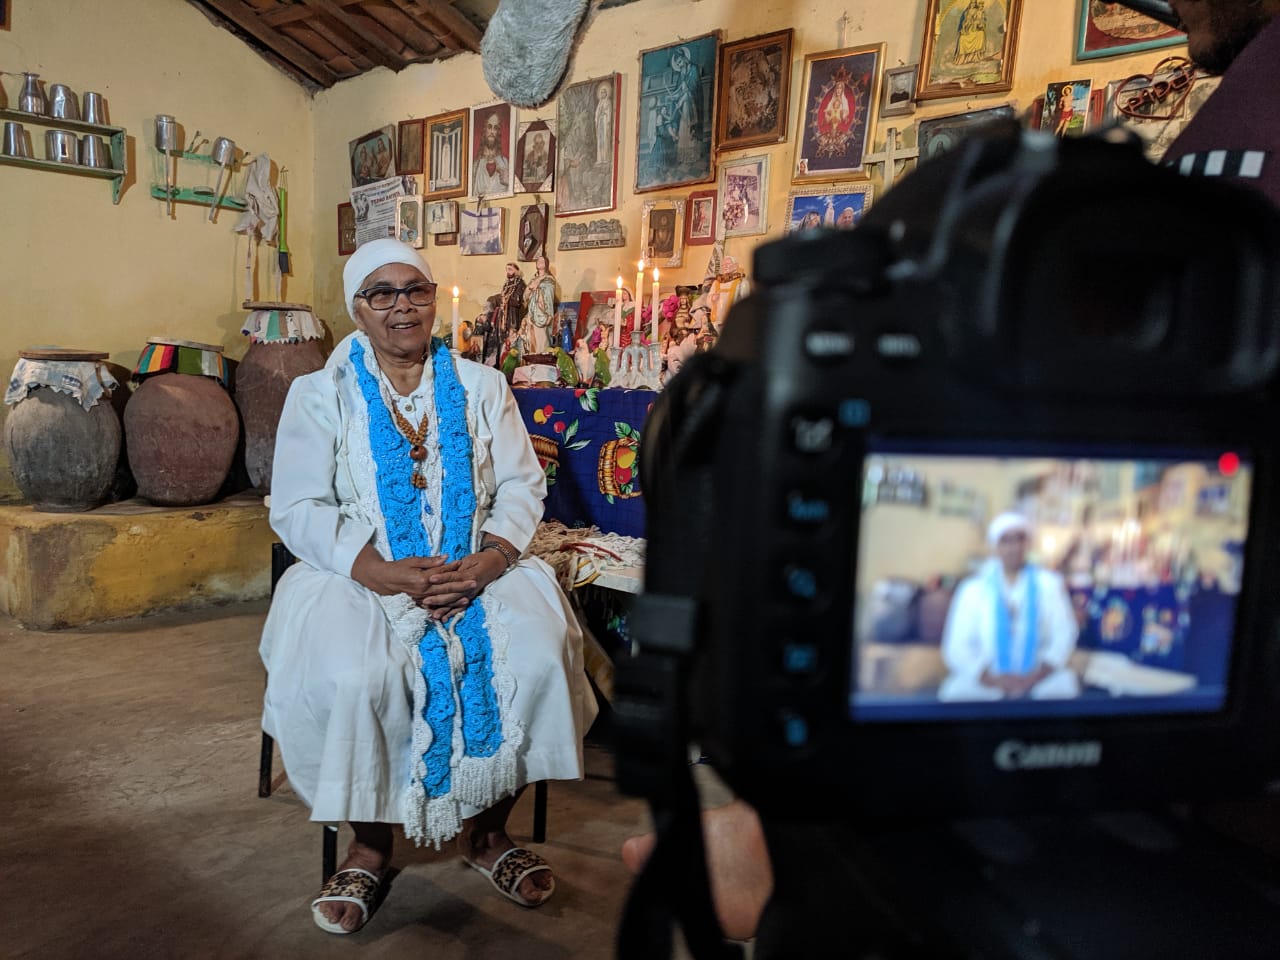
[1,600,657,960]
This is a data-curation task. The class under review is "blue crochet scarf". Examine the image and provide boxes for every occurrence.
[990,563,1039,675]
[350,337,503,801]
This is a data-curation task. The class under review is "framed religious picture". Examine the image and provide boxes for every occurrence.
[636,31,720,193]
[395,195,425,248]
[517,201,549,262]
[578,290,620,346]
[435,232,458,247]
[917,0,1023,101]
[785,184,874,234]
[397,117,425,176]
[718,153,769,238]
[1040,79,1093,137]
[555,73,621,217]
[881,64,919,118]
[470,101,516,200]
[424,109,468,200]
[640,197,686,268]
[337,202,357,256]
[515,119,556,193]
[1077,0,1185,61]
[349,125,397,187]
[425,200,458,235]
[793,43,884,184]
[715,28,792,152]
[685,188,717,246]
[916,103,1017,161]
[459,207,505,255]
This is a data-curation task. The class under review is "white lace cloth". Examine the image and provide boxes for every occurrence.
[240,307,325,343]
[5,359,118,410]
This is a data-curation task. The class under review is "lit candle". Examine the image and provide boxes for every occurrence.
[651,267,660,343]
[452,285,460,347]
[614,275,623,349]
[635,259,646,343]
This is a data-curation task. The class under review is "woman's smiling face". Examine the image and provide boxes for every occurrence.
[352,262,436,361]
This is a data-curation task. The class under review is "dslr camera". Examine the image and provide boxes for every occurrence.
[615,125,1280,959]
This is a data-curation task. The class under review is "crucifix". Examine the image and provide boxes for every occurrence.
[861,126,921,193]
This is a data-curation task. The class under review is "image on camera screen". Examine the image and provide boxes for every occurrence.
[851,443,1252,722]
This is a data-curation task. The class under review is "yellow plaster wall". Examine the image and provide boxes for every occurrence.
[0,0,315,499]
[308,0,1184,339]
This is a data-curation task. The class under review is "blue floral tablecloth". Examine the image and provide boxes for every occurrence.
[513,386,654,538]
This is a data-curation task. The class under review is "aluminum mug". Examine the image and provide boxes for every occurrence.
[2,122,32,159]
[45,129,77,164]
[49,84,81,121]
[79,135,111,169]
[82,91,109,126]
[19,73,48,115]
[154,114,180,153]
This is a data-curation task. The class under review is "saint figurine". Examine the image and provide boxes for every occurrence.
[522,255,557,354]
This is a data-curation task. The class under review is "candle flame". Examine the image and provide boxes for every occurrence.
[653,267,660,280]
[638,258,645,270]
[452,285,459,297]
[616,275,623,287]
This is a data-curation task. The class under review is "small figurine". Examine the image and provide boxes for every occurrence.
[574,338,595,386]
[494,262,526,344]
[522,254,557,354]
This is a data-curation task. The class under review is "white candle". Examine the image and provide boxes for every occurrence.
[651,267,660,343]
[635,259,646,343]
[452,286,460,347]
[614,275,623,349]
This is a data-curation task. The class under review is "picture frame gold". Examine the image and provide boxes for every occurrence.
[917,0,1023,101]
[396,117,425,176]
[424,108,469,201]
[793,44,884,184]
[715,28,793,152]
[639,197,686,268]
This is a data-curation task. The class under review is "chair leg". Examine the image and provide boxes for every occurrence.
[532,780,548,844]
[322,825,339,883]
[258,731,274,798]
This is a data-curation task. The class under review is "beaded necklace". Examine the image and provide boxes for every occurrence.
[377,352,431,488]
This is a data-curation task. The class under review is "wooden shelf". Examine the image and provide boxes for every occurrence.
[0,107,128,203]
[149,184,247,211]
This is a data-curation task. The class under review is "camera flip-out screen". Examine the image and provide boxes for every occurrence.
[852,443,1252,722]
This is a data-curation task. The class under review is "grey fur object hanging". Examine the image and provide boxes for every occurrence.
[481,0,593,107]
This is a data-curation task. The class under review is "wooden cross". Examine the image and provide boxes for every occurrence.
[861,126,921,193]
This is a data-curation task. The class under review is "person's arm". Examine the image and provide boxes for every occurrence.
[941,581,989,683]
[269,373,377,577]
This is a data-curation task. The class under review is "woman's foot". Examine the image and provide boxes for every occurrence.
[314,828,392,932]
[459,828,555,906]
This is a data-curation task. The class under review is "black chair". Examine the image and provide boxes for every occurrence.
[259,541,547,881]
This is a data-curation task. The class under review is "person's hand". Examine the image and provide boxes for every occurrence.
[418,547,510,621]
[351,545,450,600]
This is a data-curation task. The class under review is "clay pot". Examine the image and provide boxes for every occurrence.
[124,372,240,506]
[234,339,325,491]
[4,389,121,512]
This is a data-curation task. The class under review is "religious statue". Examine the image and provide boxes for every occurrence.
[495,262,526,355]
[521,254,557,355]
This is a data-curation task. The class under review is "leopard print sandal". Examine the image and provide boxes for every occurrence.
[310,867,383,934]
[465,847,556,908]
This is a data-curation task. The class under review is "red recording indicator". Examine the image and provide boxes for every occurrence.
[1218,452,1241,476]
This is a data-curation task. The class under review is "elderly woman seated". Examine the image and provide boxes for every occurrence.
[259,238,598,934]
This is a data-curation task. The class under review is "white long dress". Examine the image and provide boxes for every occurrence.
[259,333,597,838]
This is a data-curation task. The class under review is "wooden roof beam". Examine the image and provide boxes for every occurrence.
[198,0,341,87]
[408,0,483,54]
[298,0,407,71]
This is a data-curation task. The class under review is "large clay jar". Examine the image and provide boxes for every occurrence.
[3,349,121,512]
[235,303,326,491]
[125,338,239,506]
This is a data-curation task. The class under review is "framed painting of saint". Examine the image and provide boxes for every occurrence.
[1077,1,1185,60]
[636,31,720,193]
[715,28,792,152]
[555,73,621,217]
[424,109,468,201]
[515,119,556,193]
[470,101,516,200]
[917,0,1023,101]
[793,44,884,184]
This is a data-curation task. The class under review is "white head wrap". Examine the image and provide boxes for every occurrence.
[987,512,1030,547]
[342,238,435,321]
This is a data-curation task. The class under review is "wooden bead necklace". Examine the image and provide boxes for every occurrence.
[378,356,431,489]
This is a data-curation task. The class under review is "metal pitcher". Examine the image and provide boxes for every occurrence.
[2,122,32,159]
[82,91,109,126]
[19,73,47,115]
[49,84,80,121]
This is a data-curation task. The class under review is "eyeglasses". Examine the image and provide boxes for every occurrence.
[357,281,437,311]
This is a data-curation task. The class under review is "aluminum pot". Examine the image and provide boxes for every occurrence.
[45,129,77,164]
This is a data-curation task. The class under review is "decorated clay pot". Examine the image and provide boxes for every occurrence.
[235,303,327,492]
[125,339,239,506]
[3,349,121,512]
